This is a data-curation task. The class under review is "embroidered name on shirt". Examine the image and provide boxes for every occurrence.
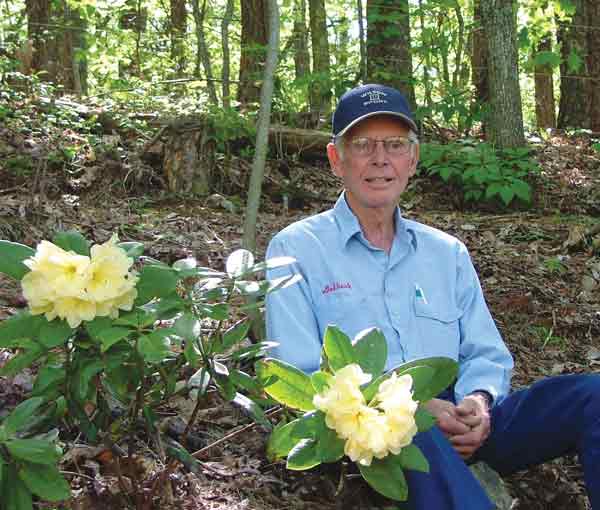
[322,281,352,294]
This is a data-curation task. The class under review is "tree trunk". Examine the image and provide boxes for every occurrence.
[557,0,588,129]
[243,0,280,253]
[192,0,218,105]
[534,35,556,129]
[417,0,433,109]
[357,0,367,83]
[221,0,234,109]
[452,1,466,91]
[471,0,489,122]
[366,0,415,109]
[587,0,600,131]
[170,0,187,77]
[292,0,310,81]
[480,0,525,148]
[25,0,51,75]
[238,0,268,106]
[308,0,331,120]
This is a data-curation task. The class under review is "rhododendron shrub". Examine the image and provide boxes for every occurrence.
[257,326,458,501]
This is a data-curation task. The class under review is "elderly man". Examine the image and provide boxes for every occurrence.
[265,84,600,509]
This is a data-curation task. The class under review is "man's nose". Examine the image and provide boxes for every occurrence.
[372,140,388,165]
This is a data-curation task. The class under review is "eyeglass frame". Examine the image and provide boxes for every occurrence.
[333,134,418,158]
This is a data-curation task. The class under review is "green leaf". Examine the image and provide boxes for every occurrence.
[184,339,201,367]
[256,359,315,411]
[2,397,45,436]
[390,357,458,402]
[0,343,45,377]
[266,411,325,460]
[0,312,45,348]
[323,325,357,372]
[287,438,321,470]
[173,312,200,342]
[229,369,262,394]
[136,264,179,305]
[75,359,104,400]
[5,439,61,464]
[18,463,71,501]
[398,444,429,473]
[52,230,90,256]
[84,316,113,341]
[4,464,33,510]
[358,454,408,501]
[352,327,387,379]
[39,320,73,348]
[499,186,515,206]
[231,392,271,429]
[97,327,132,352]
[113,308,156,328]
[32,365,65,398]
[414,406,436,432]
[117,241,144,258]
[221,319,250,350]
[0,241,34,280]
[230,340,278,361]
[138,330,172,363]
[310,371,331,394]
[197,303,229,320]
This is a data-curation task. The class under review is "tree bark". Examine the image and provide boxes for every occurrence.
[471,0,489,123]
[357,0,367,83]
[480,0,525,148]
[366,0,415,109]
[292,0,310,82]
[238,0,268,106]
[534,35,556,129]
[586,0,600,131]
[170,0,187,77]
[25,0,51,75]
[243,0,280,253]
[221,0,234,109]
[308,0,331,119]
[557,0,589,129]
[192,0,218,105]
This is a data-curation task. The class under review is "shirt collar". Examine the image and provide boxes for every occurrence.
[333,192,417,250]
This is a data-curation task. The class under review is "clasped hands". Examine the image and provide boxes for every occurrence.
[424,394,491,459]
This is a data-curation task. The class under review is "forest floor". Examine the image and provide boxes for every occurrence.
[1,94,600,509]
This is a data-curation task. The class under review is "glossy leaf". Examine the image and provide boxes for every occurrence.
[0,240,34,280]
[398,444,429,473]
[358,453,408,501]
[221,319,251,351]
[52,230,90,256]
[323,325,357,372]
[97,327,132,352]
[39,320,73,348]
[2,397,45,436]
[414,406,436,432]
[231,392,271,429]
[310,371,331,394]
[117,241,144,258]
[0,312,45,348]
[0,343,45,377]
[286,438,321,470]
[138,330,172,363]
[352,327,387,379]
[389,357,458,402]
[5,439,62,464]
[4,464,33,510]
[19,463,71,501]
[136,264,179,305]
[256,359,315,411]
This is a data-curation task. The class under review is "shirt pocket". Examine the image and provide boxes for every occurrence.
[316,293,372,340]
[413,299,461,359]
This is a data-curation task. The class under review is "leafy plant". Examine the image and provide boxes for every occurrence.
[543,256,567,274]
[419,141,540,206]
[257,325,458,502]
[0,232,298,509]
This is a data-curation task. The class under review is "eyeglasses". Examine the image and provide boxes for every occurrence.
[345,136,414,157]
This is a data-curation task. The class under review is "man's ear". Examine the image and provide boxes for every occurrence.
[408,143,420,177]
[327,142,343,178]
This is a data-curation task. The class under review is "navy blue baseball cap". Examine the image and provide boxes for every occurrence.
[332,84,417,138]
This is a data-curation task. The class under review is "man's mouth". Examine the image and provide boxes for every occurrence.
[365,177,394,183]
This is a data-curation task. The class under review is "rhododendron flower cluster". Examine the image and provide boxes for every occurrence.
[21,235,138,328]
[313,364,418,466]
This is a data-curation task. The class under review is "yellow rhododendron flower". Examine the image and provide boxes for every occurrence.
[314,365,419,467]
[21,236,138,328]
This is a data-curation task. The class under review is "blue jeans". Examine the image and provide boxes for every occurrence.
[402,374,600,509]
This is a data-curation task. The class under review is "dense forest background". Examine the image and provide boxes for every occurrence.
[0,1,600,509]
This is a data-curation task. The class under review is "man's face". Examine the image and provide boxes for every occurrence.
[327,116,419,214]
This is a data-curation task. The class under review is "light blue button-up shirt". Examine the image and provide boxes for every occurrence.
[265,193,514,404]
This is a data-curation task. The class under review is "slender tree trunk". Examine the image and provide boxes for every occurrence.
[192,0,218,104]
[471,0,489,121]
[452,1,465,90]
[480,0,525,148]
[292,0,310,81]
[238,0,268,106]
[586,0,600,131]
[170,0,186,77]
[534,36,556,129]
[221,0,234,108]
[557,0,588,129]
[357,0,367,83]
[417,0,433,109]
[243,0,280,253]
[308,0,331,119]
[366,0,415,109]
[25,0,51,74]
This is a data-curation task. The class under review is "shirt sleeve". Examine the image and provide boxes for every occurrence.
[265,235,322,373]
[454,242,514,405]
